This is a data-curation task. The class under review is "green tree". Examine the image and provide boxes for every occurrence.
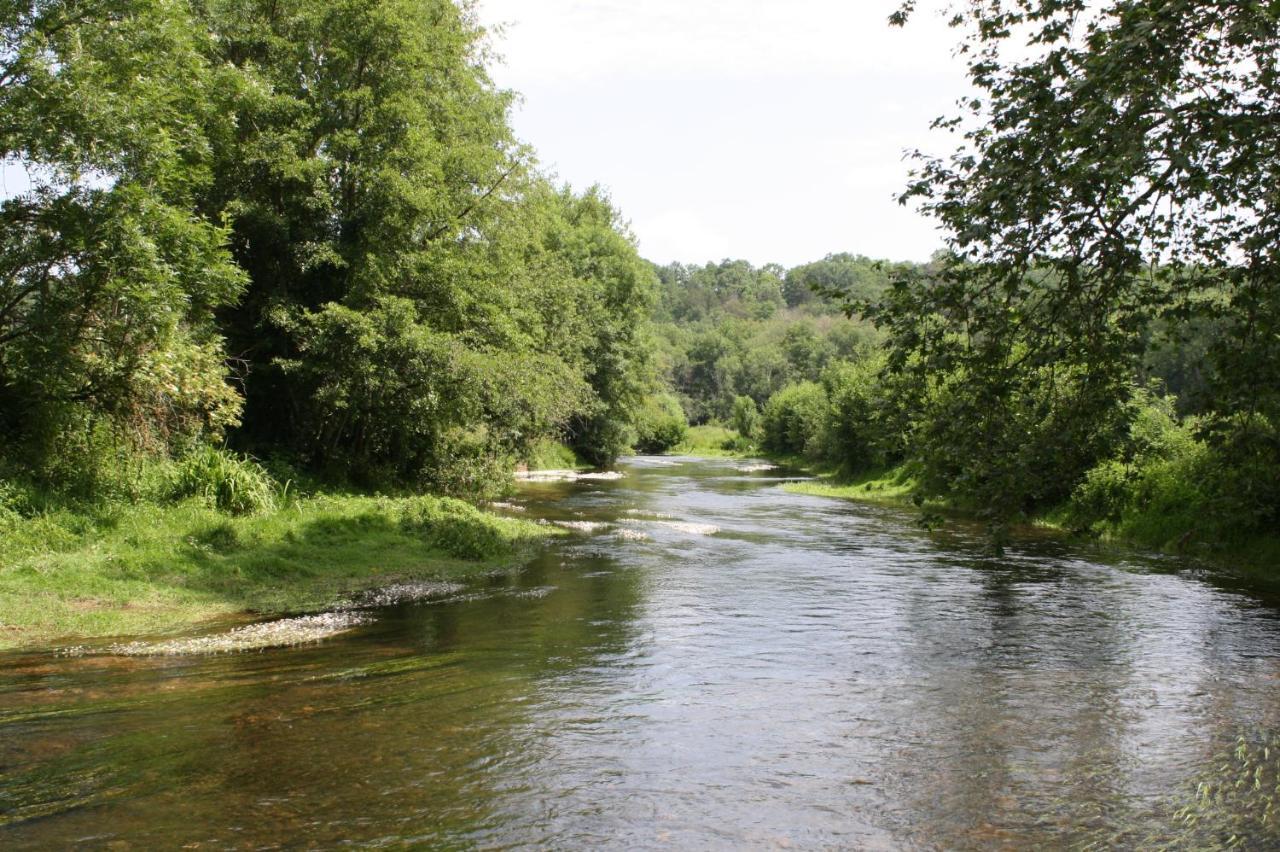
[864,1,1280,528]
[729,395,760,441]
[0,0,245,483]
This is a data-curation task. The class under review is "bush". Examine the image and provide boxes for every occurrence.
[1064,393,1228,546]
[761,381,826,457]
[819,356,887,473]
[0,479,38,525]
[730,395,760,441]
[524,438,581,471]
[172,447,279,515]
[632,394,689,454]
[399,495,526,560]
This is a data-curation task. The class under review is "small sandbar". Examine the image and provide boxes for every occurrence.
[108,612,369,656]
[515,469,625,482]
[487,500,526,511]
[735,463,778,473]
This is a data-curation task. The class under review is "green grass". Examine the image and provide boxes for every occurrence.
[0,493,561,650]
[782,464,922,505]
[523,439,585,471]
[668,425,756,458]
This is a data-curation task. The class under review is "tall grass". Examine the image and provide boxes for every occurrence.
[171,447,280,515]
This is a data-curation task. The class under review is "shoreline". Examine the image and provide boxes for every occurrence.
[0,492,561,653]
[780,463,1280,577]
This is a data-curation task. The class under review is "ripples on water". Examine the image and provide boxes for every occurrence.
[2,456,1279,848]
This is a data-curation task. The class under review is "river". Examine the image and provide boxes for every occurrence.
[3,456,1279,848]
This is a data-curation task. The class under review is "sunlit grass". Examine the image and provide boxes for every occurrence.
[782,464,920,505]
[669,425,755,458]
[0,494,560,650]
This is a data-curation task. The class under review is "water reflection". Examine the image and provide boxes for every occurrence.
[2,456,1279,848]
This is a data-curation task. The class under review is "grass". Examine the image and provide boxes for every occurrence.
[782,464,922,505]
[0,493,561,650]
[523,438,586,471]
[669,425,757,458]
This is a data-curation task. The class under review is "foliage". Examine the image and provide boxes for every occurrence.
[632,393,689,454]
[818,355,890,474]
[761,381,827,458]
[653,256,873,424]
[783,253,896,309]
[873,0,1280,528]
[0,0,658,500]
[523,439,581,472]
[729,395,760,441]
[172,447,279,515]
[0,0,246,475]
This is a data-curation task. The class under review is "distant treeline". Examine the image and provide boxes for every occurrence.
[654,0,1280,557]
[656,250,1278,555]
[0,0,654,500]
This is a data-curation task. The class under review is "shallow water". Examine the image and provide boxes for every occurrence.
[3,456,1280,848]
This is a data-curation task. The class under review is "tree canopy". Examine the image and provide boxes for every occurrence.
[848,0,1280,527]
[0,0,655,497]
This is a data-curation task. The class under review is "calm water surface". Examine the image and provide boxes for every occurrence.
[3,457,1280,848]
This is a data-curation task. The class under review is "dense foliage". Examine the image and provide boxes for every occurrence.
[651,255,891,423]
[857,0,1280,543]
[0,0,654,500]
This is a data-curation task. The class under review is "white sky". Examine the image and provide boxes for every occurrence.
[476,0,972,267]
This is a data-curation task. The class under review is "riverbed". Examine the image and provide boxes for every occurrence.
[2,456,1278,847]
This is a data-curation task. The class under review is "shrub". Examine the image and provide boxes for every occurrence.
[172,447,279,515]
[399,495,524,560]
[819,356,887,473]
[761,381,826,457]
[632,393,689,454]
[729,395,760,441]
[524,438,581,471]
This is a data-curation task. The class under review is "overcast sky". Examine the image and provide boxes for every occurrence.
[476,1,972,268]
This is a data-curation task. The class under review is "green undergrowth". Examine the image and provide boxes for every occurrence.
[523,439,585,471]
[669,425,756,458]
[0,492,560,650]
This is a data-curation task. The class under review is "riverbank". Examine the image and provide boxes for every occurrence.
[669,425,756,458]
[783,463,1280,573]
[0,492,559,651]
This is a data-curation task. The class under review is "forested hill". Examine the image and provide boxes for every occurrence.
[649,254,904,425]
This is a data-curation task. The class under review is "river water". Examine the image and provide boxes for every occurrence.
[3,456,1280,848]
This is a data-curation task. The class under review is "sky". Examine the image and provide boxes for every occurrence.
[475,0,973,268]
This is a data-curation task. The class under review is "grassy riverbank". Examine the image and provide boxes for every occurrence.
[784,463,1280,571]
[669,425,756,458]
[0,492,559,651]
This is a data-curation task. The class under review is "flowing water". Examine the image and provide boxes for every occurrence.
[3,457,1280,848]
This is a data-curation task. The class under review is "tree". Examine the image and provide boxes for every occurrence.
[194,0,652,486]
[0,0,245,481]
[863,0,1280,527]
